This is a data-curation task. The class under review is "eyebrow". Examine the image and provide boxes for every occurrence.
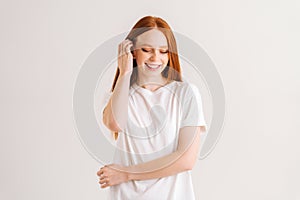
[140,44,168,48]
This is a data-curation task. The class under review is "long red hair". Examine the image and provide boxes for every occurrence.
[111,16,182,91]
[110,16,183,139]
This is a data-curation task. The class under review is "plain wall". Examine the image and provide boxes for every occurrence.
[0,0,299,199]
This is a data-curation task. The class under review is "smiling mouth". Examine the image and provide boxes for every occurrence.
[145,63,162,70]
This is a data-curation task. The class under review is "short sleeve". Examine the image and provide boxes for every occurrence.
[180,83,207,129]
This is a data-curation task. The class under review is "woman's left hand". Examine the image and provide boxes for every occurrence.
[97,164,129,188]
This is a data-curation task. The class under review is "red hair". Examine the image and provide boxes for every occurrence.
[111,16,182,91]
[110,16,183,140]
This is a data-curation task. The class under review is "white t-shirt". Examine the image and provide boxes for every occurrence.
[107,80,207,200]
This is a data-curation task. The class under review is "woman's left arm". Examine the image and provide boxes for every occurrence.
[97,126,205,188]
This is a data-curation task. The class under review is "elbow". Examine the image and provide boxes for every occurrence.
[103,118,122,132]
[180,154,197,171]
[183,159,196,171]
[102,107,123,132]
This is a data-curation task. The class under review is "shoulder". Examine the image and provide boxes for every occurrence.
[171,81,203,106]
[172,80,199,95]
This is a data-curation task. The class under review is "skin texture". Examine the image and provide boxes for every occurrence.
[102,29,170,132]
[133,29,170,90]
[102,39,133,132]
[99,28,205,189]
[97,126,205,188]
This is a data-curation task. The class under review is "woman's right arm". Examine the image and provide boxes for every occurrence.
[102,39,133,132]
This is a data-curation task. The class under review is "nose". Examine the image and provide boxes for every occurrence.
[149,49,160,61]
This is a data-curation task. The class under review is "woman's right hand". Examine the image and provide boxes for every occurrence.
[118,39,134,76]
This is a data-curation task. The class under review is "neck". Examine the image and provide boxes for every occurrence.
[136,75,168,90]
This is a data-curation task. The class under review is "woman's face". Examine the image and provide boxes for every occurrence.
[133,29,169,77]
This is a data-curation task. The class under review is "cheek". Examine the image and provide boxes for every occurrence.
[163,55,169,63]
[135,53,148,63]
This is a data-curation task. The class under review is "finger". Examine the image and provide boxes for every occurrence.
[97,169,104,176]
[97,168,108,177]
[99,177,109,184]
[101,183,108,189]
[126,43,133,51]
[123,39,132,44]
[123,43,133,54]
[96,171,101,176]
[100,180,110,188]
[119,39,132,50]
[122,40,132,49]
[99,179,106,184]
[124,47,131,55]
[124,41,133,47]
[121,44,131,55]
[99,175,108,180]
[120,42,123,55]
[120,40,131,49]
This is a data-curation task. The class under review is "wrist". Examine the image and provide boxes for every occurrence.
[119,70,132,77]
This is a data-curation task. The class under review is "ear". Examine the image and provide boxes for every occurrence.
[132,49,136,58]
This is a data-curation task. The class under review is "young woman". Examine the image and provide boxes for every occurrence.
[97,16,207,200]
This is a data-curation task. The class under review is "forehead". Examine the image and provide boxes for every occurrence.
[135,29,168,48]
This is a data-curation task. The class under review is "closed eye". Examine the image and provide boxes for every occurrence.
[141,48,169,54]
[141,48,151,53]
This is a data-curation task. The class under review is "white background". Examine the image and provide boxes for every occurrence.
[1,0,299,199]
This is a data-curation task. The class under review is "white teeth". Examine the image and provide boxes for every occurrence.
[146,63,161,69]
